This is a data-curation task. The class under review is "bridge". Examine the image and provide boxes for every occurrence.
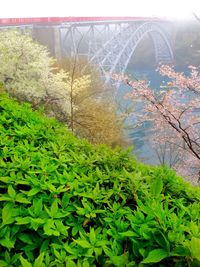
[0,17,174,85]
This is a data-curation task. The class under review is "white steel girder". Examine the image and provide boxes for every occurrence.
[61,21,174,88]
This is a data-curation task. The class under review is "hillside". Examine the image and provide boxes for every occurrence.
[0,92,200,266]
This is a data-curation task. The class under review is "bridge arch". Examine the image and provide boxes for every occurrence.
[87,22,173,84]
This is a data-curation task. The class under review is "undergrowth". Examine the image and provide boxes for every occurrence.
[0,92,200,266]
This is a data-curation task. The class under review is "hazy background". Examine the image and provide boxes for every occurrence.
[0,0,200,20]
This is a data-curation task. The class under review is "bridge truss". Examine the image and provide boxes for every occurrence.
[60,20,174,85]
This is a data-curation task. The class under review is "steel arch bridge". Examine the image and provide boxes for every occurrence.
[0,17,174,85]
[60,21,173,83]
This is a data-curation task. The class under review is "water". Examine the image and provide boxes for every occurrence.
[117,68,168,165]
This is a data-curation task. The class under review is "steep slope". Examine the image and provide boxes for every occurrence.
[0,92,199,266]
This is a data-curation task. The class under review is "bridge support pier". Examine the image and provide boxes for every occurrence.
[32,26,62,59]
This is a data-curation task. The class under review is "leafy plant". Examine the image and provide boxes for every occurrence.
[0,92,199,266]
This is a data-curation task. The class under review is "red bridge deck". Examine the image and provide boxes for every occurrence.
[0,17,161,25]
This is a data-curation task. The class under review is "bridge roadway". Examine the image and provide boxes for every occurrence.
[0,17,162,26]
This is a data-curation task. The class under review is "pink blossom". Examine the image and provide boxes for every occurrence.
[112,65,200,184]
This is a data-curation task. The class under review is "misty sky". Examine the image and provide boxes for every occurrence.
[0,0,200,20]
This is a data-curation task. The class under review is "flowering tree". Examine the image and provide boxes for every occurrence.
[112,65,200,183]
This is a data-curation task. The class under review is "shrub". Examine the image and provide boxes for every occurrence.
[55,57,127,147]
[0,92,200,266]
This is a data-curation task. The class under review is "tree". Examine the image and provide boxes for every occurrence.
[0,30,90,126]
[56,56,128,147]
[112,65,200,183]
[0,30,64,102]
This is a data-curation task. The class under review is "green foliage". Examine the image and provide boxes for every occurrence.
[0,92,200,266]
[141,249,168,264]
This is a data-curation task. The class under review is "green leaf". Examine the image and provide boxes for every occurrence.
[73,239,91,248]
[31,218,45,225]
[34,252,44,267]
[20,256,32,267]
[190,221,199,236]
[46,183,56,193]
[72,225,79,236]
[76,207,85,216]
[141,249,168,264]
[10,254,19,264]
[132,241,140,257]
[103,246,113,257]
[66,260,77,267]
[15,194,31,204]
[18,233,33,245]
[89,228,96,244]
[94,247,102,258]
[151,177,163,196]
[119,231,136,237]
[139,248,146,257]
[8,185,16,198]
[50,200,58,218]
[0,196,13,201]
[95,240,110,247]
[40,240,49,252]
[83,260,90,267]
[63,244,76,255]
[43,219,60,236]
[0,260,7,267]
[28,188,40,197]
[55,220,68,236]
[33,199,43,216]
[53,248,61,260]
[170,246,189,257]
[110,254,129,267]
[1,203,14,226]
[4,251,10,262]
[191,237,200,261]
[0,238,15,249]
[30,219,45,231]
[0,177,10,183]
[15,217,30,225]
[154,232,169,251]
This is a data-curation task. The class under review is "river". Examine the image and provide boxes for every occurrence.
[117,68,169,165]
